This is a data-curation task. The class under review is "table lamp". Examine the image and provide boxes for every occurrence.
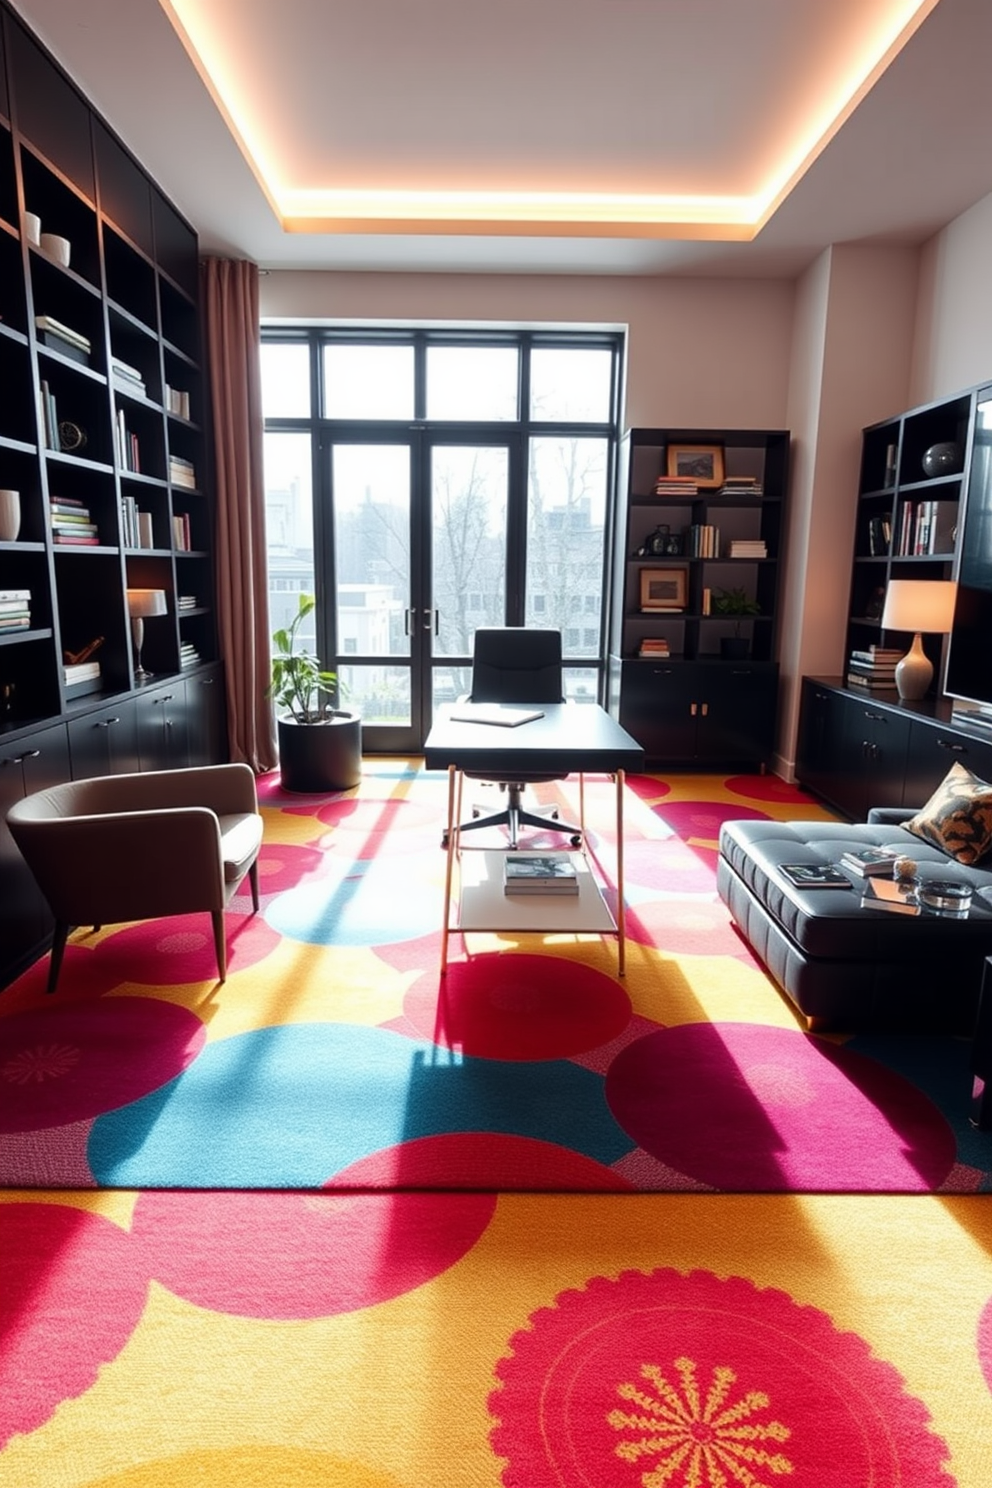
[127,588,167,681]
[880,578,958,701]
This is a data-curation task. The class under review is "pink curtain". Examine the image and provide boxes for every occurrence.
[200,257,277,773]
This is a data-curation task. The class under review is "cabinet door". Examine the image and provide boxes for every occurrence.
[617,661,696,762]
[0,723,71,985]
[796,682,853,810]
[135,684,190,771]
[184,665,227,767]
[696,664,777,766]
[67,698,139,778]
[904,719,992,807]
[842,698,912,818]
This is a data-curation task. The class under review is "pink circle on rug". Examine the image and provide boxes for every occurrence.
[131,1187,496,1319]
[0,997,205,1132]
[649,799,770,846]
[622,899,752,959]
[0,1202,146,1446]
[620,838,717,895]
[403,954,631,1060]
[624,774,672,801]
[725,773,823,806]
[93,911,280,985]
[979,1295,992,1397]
[312,796,442,852]
[605,1023,956,1191]
[330,1133,636,1191]
[251,842,328,894]
[490,1267,951,1488]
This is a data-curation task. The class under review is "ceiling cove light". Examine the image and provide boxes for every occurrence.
[159,0,938,239]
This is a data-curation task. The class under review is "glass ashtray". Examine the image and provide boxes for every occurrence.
[917,880,973,915]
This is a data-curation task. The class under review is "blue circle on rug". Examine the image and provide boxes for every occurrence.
[264,855,440,946]
[87,1022,635,1186]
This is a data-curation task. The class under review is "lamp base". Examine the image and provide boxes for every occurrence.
[894,633,934,701]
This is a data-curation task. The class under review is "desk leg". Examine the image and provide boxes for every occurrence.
[615,768,626,976]
[440,765,458,975]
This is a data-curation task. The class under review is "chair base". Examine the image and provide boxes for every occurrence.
[443,783,582,851]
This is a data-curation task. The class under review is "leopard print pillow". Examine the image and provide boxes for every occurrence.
[904,761,992,865]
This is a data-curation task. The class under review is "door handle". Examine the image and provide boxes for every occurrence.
[404,608,414,637]
[423,608,439,634]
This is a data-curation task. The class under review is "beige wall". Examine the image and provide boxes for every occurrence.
[260,193,992,771]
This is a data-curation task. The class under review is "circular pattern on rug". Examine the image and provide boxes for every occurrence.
[725,773,823,805]
[0,997,205,1132]
[0,1202,146,1447]
[403,954,631,1061]
[647,799,770,849]
[605,1023,957,1191]
[624,774,672,802]
[331,1132,636,1191]
[311,795,443,855]
[489,1267,951,1487]
[622,897,750,959]
[616,837,717,896]
[81,912,280,984]
[265,855,442,947]
[131,1188,496,1318]
[88,1022,635,1186]
[252,841,329,894]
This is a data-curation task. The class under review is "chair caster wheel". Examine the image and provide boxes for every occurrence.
[441,831,450,849]
[570,834,582,848]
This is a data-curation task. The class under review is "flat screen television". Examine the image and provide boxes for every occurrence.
[945,388,992,726]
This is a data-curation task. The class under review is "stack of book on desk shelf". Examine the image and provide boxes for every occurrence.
[728,538,767,558]
[50,496,99,545]
[838,846,901,877]
[639,637,670,657]
[63,659,102,700]
[503,852,579,896]
[846,646,902,690]
[0,589,31,632]
[35,315,91,366]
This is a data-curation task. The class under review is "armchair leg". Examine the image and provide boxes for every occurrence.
[212,910,227,983]
[248,859,260,912]
[47,922,69,993]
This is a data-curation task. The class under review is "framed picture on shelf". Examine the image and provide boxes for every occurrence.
[640,568,687,611]
[667,443,725,489]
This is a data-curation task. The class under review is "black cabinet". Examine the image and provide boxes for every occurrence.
[795,676,992,820]
[185,663,227,768]
[0,721,70,979]
[609,426,787,766]
[136,680,189,771]
[614,658,778,768]
[67,696,138,776]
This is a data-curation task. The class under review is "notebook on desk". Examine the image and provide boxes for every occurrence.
[448,705,545,727]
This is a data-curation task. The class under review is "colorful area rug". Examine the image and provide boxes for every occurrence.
[0,762,989,1193]
[2,1188,992,1485]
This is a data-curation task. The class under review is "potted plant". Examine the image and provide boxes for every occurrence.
[711,586,760,658]
[269,593,362,792]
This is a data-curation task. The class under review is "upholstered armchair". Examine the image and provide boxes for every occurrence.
[7,763,263,992]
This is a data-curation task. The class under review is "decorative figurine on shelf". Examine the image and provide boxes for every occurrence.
[636,524,682,558]
[63,636,104,665]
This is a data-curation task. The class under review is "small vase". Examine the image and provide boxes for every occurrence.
[0,489,21,542]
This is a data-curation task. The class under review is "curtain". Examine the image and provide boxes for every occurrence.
[200,257,278,773]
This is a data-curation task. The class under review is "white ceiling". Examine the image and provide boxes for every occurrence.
[9,0,992,277]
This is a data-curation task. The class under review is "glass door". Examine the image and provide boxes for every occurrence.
[328,437,512,752]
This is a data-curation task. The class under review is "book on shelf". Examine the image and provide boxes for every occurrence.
[172,512,192,551]
[846,672,897,690]
[838,847,902,877]
[178,594,198,611]
[165,385,191,420]
[728,540,767,558]
[169,455,197,489]
[778,862,852,890]
[49,497,87,516]
[64,660,101,682]
[448,705,544,727]
[137,510,155,549]
[52,532,99,546]
[111,357,146,398]
[654,476,698,496]
[0,614,31,631]
[718,476,762,495]
[639,639,670,657]
[860,876,922,916]
[35,314,91,352]
[503,852,579,895]
[0,589,31,602]
[850,647,902,663]
[0,598,31,617]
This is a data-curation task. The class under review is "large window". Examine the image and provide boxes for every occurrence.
[261,329,624,748]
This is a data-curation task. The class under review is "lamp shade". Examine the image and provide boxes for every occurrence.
[126,588,167,619]
[880,579,957,635]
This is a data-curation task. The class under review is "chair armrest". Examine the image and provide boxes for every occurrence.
[866,806,917,825]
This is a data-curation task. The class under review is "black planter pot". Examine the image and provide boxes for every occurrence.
[720,636,750,659]
[277,712,362,792]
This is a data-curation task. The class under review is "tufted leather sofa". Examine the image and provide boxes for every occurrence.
[716,807,992,1033]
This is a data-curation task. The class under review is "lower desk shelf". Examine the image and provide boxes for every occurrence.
[455,849,616,934]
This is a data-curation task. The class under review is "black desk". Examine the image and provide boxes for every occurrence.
[424,703,644,973]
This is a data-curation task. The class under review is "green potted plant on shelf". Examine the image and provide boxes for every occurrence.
[269,593,362,792]
[711,586,760,658]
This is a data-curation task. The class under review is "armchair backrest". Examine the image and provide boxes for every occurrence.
[469,628,565,704]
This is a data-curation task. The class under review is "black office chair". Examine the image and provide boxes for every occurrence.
[445,627,583,849]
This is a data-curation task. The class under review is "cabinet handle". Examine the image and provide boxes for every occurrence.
[937,738,965,752]
[12,749,41,763]
[651,667,674,675]
[863,710,883,721]
[98,717,120,728]
[690,702,697,716]
[156,694,175,704]
[701,702,709,716]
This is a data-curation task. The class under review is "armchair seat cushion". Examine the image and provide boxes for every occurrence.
[219,813,265,883]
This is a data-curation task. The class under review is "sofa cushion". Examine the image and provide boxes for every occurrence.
[904,761,992,865]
